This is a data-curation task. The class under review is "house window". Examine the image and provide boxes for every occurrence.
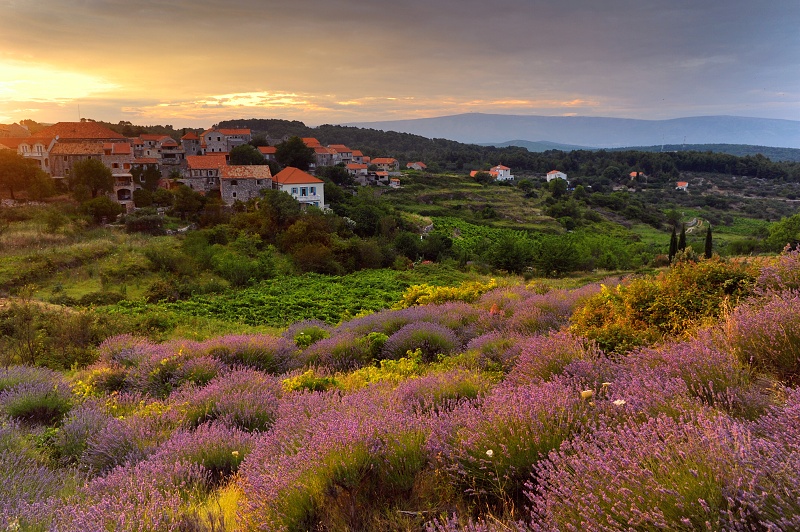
[301,187,308,196]
[112,163,119,168]
[232,192,237,198]
[291,187,298,195]
[230,180,238,186]
[256,179,263,185]
[309,186,316,195]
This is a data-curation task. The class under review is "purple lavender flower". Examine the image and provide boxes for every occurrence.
[382,322,460,362]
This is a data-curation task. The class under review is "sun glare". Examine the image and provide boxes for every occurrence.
[0,60,119,103]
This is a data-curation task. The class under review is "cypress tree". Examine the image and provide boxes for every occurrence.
[705,226,713,259]
[669,227,678,262]
[678,224,687,251]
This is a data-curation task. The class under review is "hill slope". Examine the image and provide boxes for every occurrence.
[344,113,800,149]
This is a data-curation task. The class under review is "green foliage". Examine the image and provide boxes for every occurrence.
[765,213,800,252]
[275,136,315,171]
[78,196,124,224]
[229,144,269,166]
[0,149,42,200]
[70,158,113,200]
[571,257,757,353]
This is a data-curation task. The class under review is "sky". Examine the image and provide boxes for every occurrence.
[1,0,799,129]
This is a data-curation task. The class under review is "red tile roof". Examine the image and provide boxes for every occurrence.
[258,146,277,154]
[328,144,351,153]
[302,138,321,147]
[134,157,159,164]
[220,165,273,179]
[50,141,105,155]
[314,146,335,154]
[218,129,251,136]
[346,163,368,170]
[351,150,363,157]
[181,132,199,140]
[372,157,398,165]
[676,181,689,187]
[406,161,427,169]
[547,170,563,174]
[186,154,227,170]
[492,164,510,170]
[33,122,125,140]
[273,167,323,185]
[103,142,132,155]
[0,137,52,149]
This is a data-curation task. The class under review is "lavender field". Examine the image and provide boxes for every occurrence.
[2,253,800,531]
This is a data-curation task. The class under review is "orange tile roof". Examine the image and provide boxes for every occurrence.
[186,154,227,170]
[103,142,132,155]
[492,164,510,170]
[302,137,321,147]
[346,163,368,169]
[181,131,199,140]
[547,170,563,174]
[218,129,250,136]
[139,134,165,141]
[134,157,159,164]
[372,157,397,164]
[220,165,273,179]
[273,167,323,185]
[0,137,52,149]
[676,181,689,187]
[50,141,105,155]
[258,146,277,154]
[351,150,363,157]
[314,146,335,154]
[34,121,125,140]
[375,171,389,177]
[328,144,351,153]
[406,161,427,168]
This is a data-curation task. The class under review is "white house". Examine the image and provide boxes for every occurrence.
[676,181,689,191]
[491,164,514,181]
[546,170,567,182]
[273,167,326,209]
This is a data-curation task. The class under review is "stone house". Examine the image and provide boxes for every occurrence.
[219,165,273,205]
[372,157,400,172]
[181,154,228,194]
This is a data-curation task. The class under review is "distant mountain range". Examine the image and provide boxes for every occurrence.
[344,113,800,150]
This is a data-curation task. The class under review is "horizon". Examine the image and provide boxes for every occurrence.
[2,1,798,128]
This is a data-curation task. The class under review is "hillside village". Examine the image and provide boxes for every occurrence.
[0,121,423,211]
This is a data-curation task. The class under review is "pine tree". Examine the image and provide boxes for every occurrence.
[678,224,687,251]
[669,227,678,262]
[705,226,713,259]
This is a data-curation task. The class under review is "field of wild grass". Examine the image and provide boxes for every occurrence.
[3,252,800,530]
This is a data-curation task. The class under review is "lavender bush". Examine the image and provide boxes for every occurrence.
[202,333,298,373]
[382,322,461,362]
[169,367,281,432]
[0,379,72,425]
[505,331,603,386]
[721,290,800,385]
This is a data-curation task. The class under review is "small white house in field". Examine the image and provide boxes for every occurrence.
[273,166,326,208]
[546,170,567,182]
[490,164,514,181]
[675,181,689,191]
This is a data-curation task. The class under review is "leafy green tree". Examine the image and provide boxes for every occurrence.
[472,171,493,186]
[275,136,314,171]
[316,164,353,186]
[0,150,39,200]
[133,188,154,207]
[534,235,583,276]
[152,188,174,207]
[78,196,124,224]
[765,213,800,252]
[548,177,568,199]
[485,233,534,273]
[172,185,205,220]
[71,158,113,199]
[705,226,713,259]
[229,144,268,166]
